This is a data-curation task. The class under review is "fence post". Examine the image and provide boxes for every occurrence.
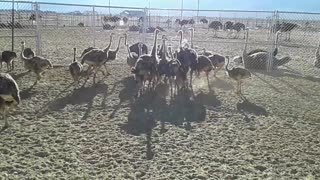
[267,10,277,72]
[11,0,14,51]
[142,7,147,43]
[35,2,41,55]
[92,6,96,47]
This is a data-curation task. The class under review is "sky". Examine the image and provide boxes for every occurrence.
[11,0,320,12]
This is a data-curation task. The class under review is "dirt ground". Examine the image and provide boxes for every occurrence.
[0,27,320,179]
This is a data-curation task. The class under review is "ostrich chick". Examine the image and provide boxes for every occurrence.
[225,56,251,94]
[0,73,20,129]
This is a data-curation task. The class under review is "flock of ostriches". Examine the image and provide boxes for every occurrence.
[0,27,320,130]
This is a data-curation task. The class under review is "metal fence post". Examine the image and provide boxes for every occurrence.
[142,7,147,43]
[11,0,14,51]
[35,2,41,55]
[92,6,96,47]
[267,10,277,72]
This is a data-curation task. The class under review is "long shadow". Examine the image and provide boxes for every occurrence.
[121,83,221,159]
[236,97,269,118]
[164,89,208,129]
[47,83,108,115]
[251,72,282,93]
[253,68,320,83]
[10,71,30,81]
[120,90,156,160]
[108,76,136,118]
[19,86,37,100]
[35,83,74,116]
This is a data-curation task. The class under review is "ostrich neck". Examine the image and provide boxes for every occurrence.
[138,45,142,57]
[21,44,25,52]
[104,35,114,51]
[73,49,76,62]
[126,44,132,58]
[151,31,159,57]
[179,32,183,48]
[114,37,123,53]
[190,30,194,49]
[162,40,167,61]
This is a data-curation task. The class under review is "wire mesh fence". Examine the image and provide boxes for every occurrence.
[0,1,320,70]
[0,1,37,53]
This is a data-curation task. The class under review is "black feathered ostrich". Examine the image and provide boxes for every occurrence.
[224,21,234,37]
[208,21,223,37]
[232,22,246,39]
[278,22,298,41]
[1,51,17,71]
[176,29,198,89]
[270,22,298,41]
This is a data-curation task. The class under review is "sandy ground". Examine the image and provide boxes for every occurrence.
[0,27,320,179]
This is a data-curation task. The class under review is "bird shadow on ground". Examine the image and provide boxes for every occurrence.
[251,72,282,93]
[108,76,136,118]
[10,71,30,81]
[121,83,222,160]
[209,77,234,91]
[19,86,37,100]
[120,89,157,160]
[253,68,320,83]
[236,96,268,122]
[42,83,108,120]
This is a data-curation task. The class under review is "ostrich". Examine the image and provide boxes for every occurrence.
[176,29,198,88]
[1,51,17,71]
[278,22,298,41]
[123,32,148,57]
[200,18,208,24]
[224,21,233,31]
[314,41,320,68]
[107,35,124,61]
[232,22,246,39]
[157,35,170,58]
[80,33,115,58]
[243,29,291,70]
[21,41,35,58]
[126,41,143,68]
[131,29,161,96]
[20,44,53,86]
[199,48,213,57]
[208,54,226,77]
[69,47,91,87]
[157,35,169,80]
[224,21,234,37]
[0,73,20,129]
[166,46,184,96]
[208,21,223,37]
[129,42,148,56]
[80,37,112,84]
[225,56,251,94]
[196,55,214,91]
[247,31,281,56]
[198,48,225,77]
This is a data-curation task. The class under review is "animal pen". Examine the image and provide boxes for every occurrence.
[0,0,320,179]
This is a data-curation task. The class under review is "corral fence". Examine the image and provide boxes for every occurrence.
[0,1,320,70]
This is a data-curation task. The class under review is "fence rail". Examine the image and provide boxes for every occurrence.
[1,1,320,71]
